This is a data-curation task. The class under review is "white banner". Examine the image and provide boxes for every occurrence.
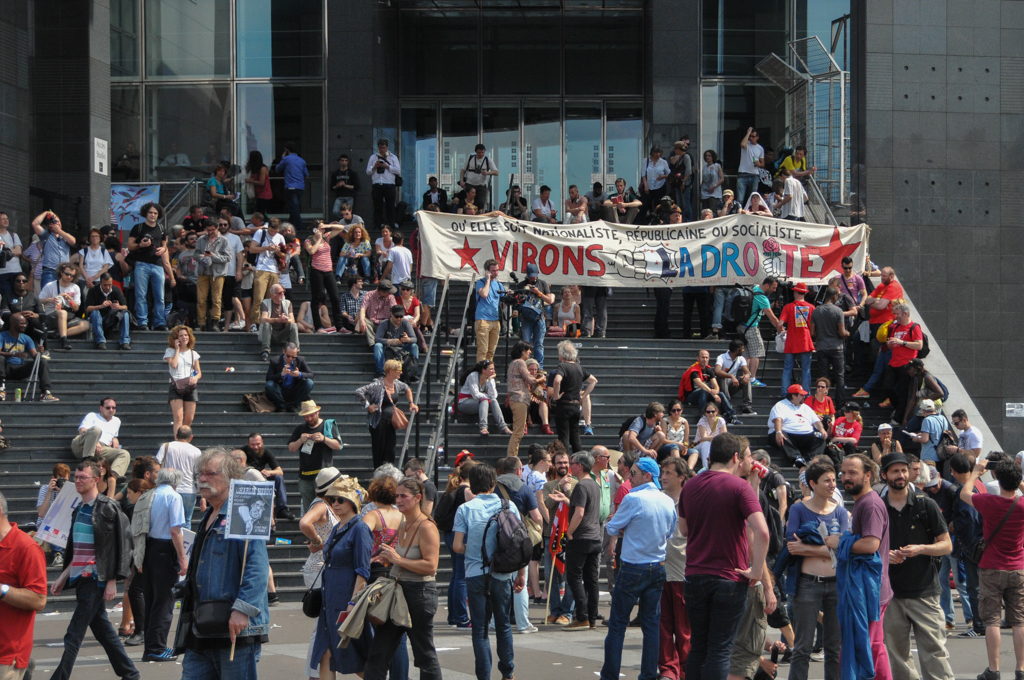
[35,482,83,549]
[416,211,869,287]
[224,480,274,542]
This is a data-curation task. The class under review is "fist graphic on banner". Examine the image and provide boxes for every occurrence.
[762,238,783,277]
[614,244,679,281]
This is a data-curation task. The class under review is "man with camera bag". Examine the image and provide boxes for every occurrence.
[515,263,555,367]
[367,139,402,229]
[461,144,499,211]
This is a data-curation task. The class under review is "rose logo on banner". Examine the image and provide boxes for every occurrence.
[762,238,783,277]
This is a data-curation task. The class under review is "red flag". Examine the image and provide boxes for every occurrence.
[548,501,569,575]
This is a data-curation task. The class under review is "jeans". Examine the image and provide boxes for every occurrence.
[674,184,693,222]
[336,255,371,278]
[553,401,583,455]
[332,196,354,220]
[682,291,709,338]
[309,267,343,330]
[790,575,840,680]
[466,575,515,680]
[445,532,470,625]
[736,173,759,208]
[365,581,442,680]
[683,575,749,680]
[90,310,130,346]
[371,183,397,229]
[179,492,196,530]
[143,539,177,656]
[458,395,507,430]
[520,315,546,367]
[654,288,672,339]
[181,644,260,680]
[41,266,58,289]
[134,261,166,328]
[711,287,727,330]
[264,474,288,512]
[782,351,813,396]
[685,388,735,419]
[582,288,608,337]
[961,556,983,631]
[602,562,665,680]
[52,581,140,680]
[815,347,846,403]
[265,378,314,409]
[939,554,955,624]
[513,587,532,630]
[566,539,602,623]
[374,342,418,374]
[420,277,439,307]
[546,551,577,618]
[285,188,303,230]
[863,348,891,392]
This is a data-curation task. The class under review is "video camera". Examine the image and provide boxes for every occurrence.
[501,272,528,307]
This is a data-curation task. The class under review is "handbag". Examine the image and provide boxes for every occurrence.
[392,406,409,430]
[173,350,196,396]
[972,497,1020,564]
[193,600,234,638]
[366,518,422,627]
[303,517,358,618]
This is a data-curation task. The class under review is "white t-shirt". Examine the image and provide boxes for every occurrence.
[375,237,391,258]
[716,352,748,377]
[78,412,120,446]
[387,246,414,284]
[40,280,81,314]
[959,425,983,451]
[782,177,807,219]
[156,441,202,493]
[164,348,200,381]
[532,198,555,218]
[223,232,244,277]
[81,245,114,279]
[253,229,286,272]
[644,157,671,191]
[0,231,22,275]
[768,399,820,435]
[738,142,765,175]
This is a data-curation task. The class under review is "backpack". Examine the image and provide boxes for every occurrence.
[385,345,419,383]
[935,416,959,461]
[760,493,785,558]
[728,287,754,327]
[934,376,950,403]
[618,415,644,441]
[433,489,459,533]
[772,147,795,176]
[481,498,533,575]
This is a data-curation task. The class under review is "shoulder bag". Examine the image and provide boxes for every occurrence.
[972,497,1020,564]
[302,516,357,618]
[173,350,196,396]
[365,518,424,627]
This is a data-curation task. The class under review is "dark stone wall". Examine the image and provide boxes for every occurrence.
[0,0,33,231]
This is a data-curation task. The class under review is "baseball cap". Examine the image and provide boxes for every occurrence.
[880,452,909,472]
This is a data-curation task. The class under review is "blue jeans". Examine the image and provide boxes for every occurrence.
[782,352,813,396]
[684,575,750,680]
[265,378,314,409]
[939,554,955,623]
[601,562,665,680]
[286,188,303,230]
[89,310,130,347]
[513,587,532,630]
[466,575,515,680]
[544,548,576,618]
[711,287,727,330]
[961,556,982,631]
[445,532,470,625]
[134,261,166,327]
[862,348,891,392]
[674,184,693,222]
[179,492,196,530]
[336,255,372,278]
[52,581,140,680]
[41,266,58,289]
[181,644,260,680]
[373,342,418,374]
[332,196,354,220]
[685,387,735,419]
[736,173,759,208]
[520,315,546,367]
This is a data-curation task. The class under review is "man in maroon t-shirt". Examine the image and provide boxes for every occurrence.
[961,456,1024,680]
[679,433,769,680]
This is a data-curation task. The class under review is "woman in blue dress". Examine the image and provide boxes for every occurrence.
[312,477,372,679]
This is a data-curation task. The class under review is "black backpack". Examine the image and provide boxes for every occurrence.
[385,345,419,383]
[760,492,785,558]
[481,498,533,575]
[433,489,459,533]
[729,287,754,328]
[618,415,644,440]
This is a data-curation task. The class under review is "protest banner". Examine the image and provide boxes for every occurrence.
[110,184,161,232]
[416,211,869,287]
[224,480,274,542]
[35,482,83,549]
[178,528,196,583]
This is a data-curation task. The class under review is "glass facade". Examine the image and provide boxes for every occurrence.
[702,0,788,77]
[700,82,785,177]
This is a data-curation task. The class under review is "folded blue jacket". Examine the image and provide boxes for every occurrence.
[837,532,881,680]
[772,520,825,596]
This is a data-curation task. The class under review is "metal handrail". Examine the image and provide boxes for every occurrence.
[805,176,840,227]
[424,275,477,479]
[397,275,451,468]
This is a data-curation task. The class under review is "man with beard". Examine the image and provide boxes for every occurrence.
[876,453,954,680]
[542,450,577,625]
[826,454,893,680]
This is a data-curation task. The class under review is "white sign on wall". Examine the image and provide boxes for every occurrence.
[1006,403,1024,418]
[94,138,108,176]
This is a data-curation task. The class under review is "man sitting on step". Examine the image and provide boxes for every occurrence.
[0,313,59,401]
[257,283,299,362]
[265,342,314,412]
[71,396,130,476]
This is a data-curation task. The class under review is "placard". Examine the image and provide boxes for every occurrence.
[1006,403,1024,418]
[223,480,274,541]
[35,482,83,549]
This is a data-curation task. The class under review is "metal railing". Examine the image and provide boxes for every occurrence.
[162,178,204,229]
[805,177,840,226]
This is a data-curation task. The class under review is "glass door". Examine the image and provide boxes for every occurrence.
[605,103,644,194]
[400,104,438,209]
[482,104,520,212]
[523,105,561,216]
[565,104,603,206]
[440,104,479,199]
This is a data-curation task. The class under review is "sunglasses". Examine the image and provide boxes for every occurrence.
[325,496,345,505]
[842,266,853,270]
[705,410,717,414]
[817,385,828,390]
[670,408,683,413]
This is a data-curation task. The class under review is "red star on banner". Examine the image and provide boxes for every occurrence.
[817,227,862,279]
[454,237,481,272]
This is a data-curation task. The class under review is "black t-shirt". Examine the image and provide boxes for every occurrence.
[332,169,360,198]
[569,477,602,542]
[886,492,948,598]
[243,445,280,471]
[423,479,438,505]
[84,285,127,317]
[552,362,590,404]
[289,419,341,473]
[6,291,42,315]
[129,222,168,266]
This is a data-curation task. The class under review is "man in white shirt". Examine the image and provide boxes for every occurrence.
[946,409,983,458]
[40,262,88,350]
[160,143,191,168]
[640,146,670,219]
[247,218,286,331]
[460,144,499,211]
[155,425,204,529]
[366,138,402,230]
[217,216,248,331]
[70,397,130,476]
[531,186,558,223]
[382,231,414,285]
[737,127,765,207]
[777,168,808,222]
[715,340,756,416]
[768,385,828,463]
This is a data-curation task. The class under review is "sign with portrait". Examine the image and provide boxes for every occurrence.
[223,480,274,542]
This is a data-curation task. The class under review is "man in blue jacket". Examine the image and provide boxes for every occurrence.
[949,452,985,637]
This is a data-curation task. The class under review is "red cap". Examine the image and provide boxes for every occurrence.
[791,282,809,294]
[787,384,809,396]
[455,450,475,466]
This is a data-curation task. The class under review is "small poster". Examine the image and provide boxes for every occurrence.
[94,138,108,175]
[224,480,274,541]
[1007,403,1024,418]
[35,482,83,549]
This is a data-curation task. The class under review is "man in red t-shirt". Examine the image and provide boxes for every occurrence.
[960,457,1024,680]
[865,266,904,327]
[879,302,924,417]
[0,491,48,678]
[679,432,770,680]
[779,282,815,398]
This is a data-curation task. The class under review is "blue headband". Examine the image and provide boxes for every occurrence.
[635,457,662,489]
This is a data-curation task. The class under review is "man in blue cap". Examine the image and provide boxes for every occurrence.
[515,262,554,367]
[601,454,678,680]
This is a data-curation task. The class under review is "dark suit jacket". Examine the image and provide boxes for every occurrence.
[422,188,449,212]
[266,354,315,384]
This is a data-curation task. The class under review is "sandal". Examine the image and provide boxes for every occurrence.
[499,427,514,435]
[118,622,135,639]
[479,428,490,436]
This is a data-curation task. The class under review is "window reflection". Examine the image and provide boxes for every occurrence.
[483,105,520,211]
[401,106,438,208]
[606,104,643,192]
[700,82,784,177]
[441,105,479,198]
[523,106,561,211]
[564,12,642,95]
[702,0,787,76]
[237,0,323,78]
[482,9,559,95]
[146,0,231,78]
[111,86,142,182]
[111,0,139,79]
[400,11,478,96]
[565,105,602,203]
[146,85,231,181]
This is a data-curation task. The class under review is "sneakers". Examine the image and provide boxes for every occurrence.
[728,417,744,425]
[583,424,594,436]
[59,337,72,351]
[879,398,892,408]
[519,624,539,634]
[260,350,270,362]
[51,553,63,567]
[338,328,353,334]
[810,651,825,662]
[229,321,246,331]
[142,648,178,663]
[547,615,570,625]
[124,633,145,646]
[250,324,258,333]
[563,619,592,630]
[741,407,758,415]
[40,391,59,402]
[959,629,983,638]
[946,621,956,631]
[451,621,472,630]
[853,388,870,398]
[977,668,1000,680]
[267,591,280,606]
[751,378,767,388]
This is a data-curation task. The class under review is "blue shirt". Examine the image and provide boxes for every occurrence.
[148,484,186,540]
[475,279,503,321]
[606,482,677,564]
[278,154,309,190]
[40,232,71,270]
[0,332,34,366]
[920,414,945,462]
[453,493,521,580]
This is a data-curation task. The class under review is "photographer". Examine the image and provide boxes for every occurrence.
[514,263,555,368]
[194,218,231,331]
[366,139,402,230]
[474,258,508,362]
[31,210,76,289]
[460,144,498,210]
[127,201,173,331]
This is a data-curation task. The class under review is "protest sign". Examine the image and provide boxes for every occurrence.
[223,480,274,542]
[35,482,83,549]
[416,210,869,287]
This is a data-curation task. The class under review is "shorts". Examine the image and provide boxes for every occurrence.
[168,383,199,403]
[221,275,237,302]
[744,324,765,359]
[420,277,439,307]
[979,568,1024,627]
[728,583,768,680]
[239,285,253,300]
[532,539,544,562]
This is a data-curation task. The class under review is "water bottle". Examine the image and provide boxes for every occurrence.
[830,518,840,535]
